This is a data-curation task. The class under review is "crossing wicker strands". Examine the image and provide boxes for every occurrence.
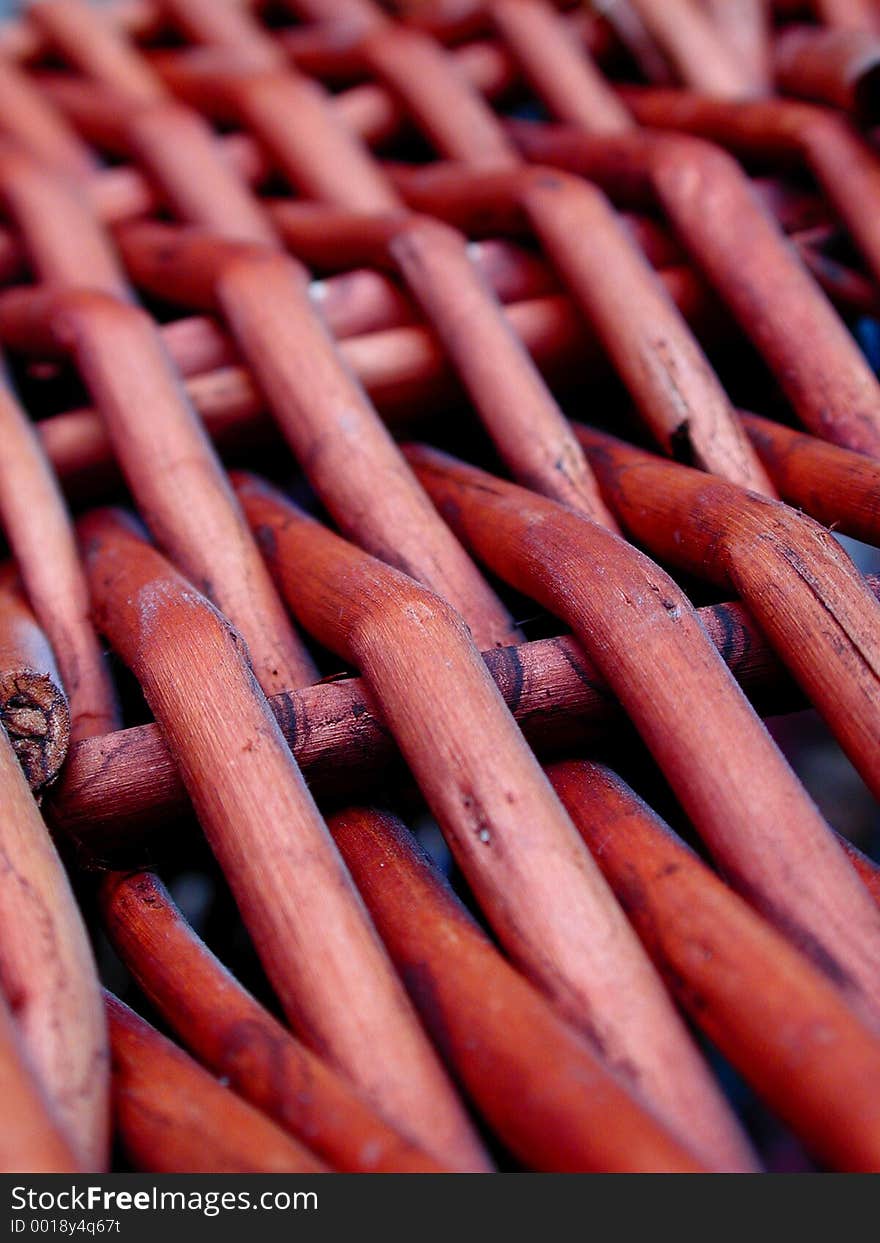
[49,580,817,852]
[235,471,757,1172]
[375,169,772,492]
[114,222,518,648]
[327,804,705,1173]
[573,424,880,805]
[101,872,442,1173]
[510,119,880,457]
[404,445,880,1023]
[0,284,318,697]
[77,507,489,1173]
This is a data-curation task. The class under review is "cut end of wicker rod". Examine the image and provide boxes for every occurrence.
[0,668,70,792]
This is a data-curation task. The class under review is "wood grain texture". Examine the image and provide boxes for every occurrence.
[236,471,755,1173]
[79,508,488,1173]
[406,445,880,1025]
[576,424,880,804]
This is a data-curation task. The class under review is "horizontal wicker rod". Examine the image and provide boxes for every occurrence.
[48,573,820,852]
[328,804,706,1173]
[0,375,118,743]
[27,51,834,240]
[406,445,880,1023]
[101,872,442,1173]
[383,166,773,494]
[510,118,880,458]
[774,24,880,117]
[236,471,756,1173]
[28,272,714,506]
[619,86,880,343]
[576,425,880,805]
[106,994,326,1174]
[0,721,107,1169]
[0,990,80,1173]
[0,571,70,792]
[80,509,489,1173]
[0,284,317,697]
[549,760,880,1173]
[116,223,517,649]
[260,208,617,523]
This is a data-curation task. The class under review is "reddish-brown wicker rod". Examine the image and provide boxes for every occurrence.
[101,871,443,1174]
[106,994,327,1174]
[0,991,80,1174]
[608,0,765,97]
[35,0,289,247]
[0,570,70,791]
[235,471,757,1172]
[0,370,117,742]
[0,140,129,298]
[575,425,880,803]
[0,717,107,1170]
[327,805,706,1173]
[236,209,617,522]
[48,570,828,852]
[774,24,880,117]
[378,168,773,493]
[549,761,880,1173]
[0,51,95,175]
[510,118,880,458]
[406,445,880,1020]
[0,284,317,696]
[305,4,755,505]
[115,223,517,647]
[79,508,489,1173]
[741,411,880,550]
[151,0,402,211]
[27,269,721,504]
[619,87,880,332]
